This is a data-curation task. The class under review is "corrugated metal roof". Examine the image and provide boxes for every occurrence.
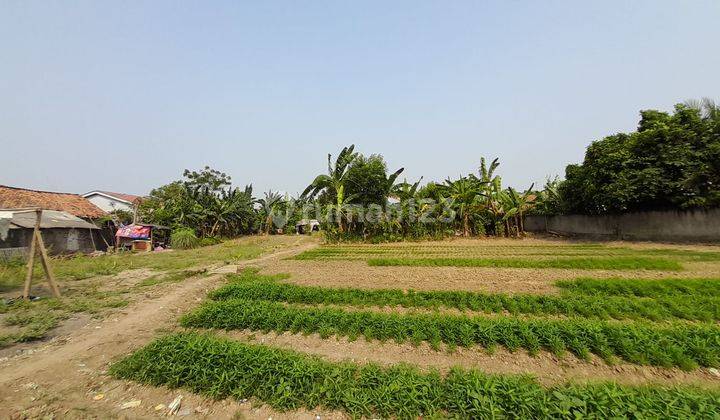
[1,210,99,230]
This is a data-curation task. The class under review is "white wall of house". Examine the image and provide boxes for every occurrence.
[85,194,134,213]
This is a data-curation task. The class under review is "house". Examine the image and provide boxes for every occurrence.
[0,185,106,219]
[82,190,142,213]
[0,185,108,256]
[0,209,101,257]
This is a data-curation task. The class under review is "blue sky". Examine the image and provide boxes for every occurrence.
[1,1,719,196]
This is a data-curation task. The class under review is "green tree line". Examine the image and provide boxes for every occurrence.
[136,98,719,242]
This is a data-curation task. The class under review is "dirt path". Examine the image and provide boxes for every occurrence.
[0,240,336,420]
[5,236,719,419]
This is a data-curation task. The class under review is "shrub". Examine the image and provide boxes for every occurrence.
[171,228,200,250]
[199,237,222,247]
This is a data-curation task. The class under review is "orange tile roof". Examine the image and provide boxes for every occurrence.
[0,185,107,219]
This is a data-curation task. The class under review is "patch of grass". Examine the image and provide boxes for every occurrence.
[137,269,208,287]
[211,273,720,322]
[366,257,683,270]
[557,277,720,297]
[111,333,720,419]
[0,237,290,346]
[0,236,280,291]
[181,298,720,369]
[1,310,62,346]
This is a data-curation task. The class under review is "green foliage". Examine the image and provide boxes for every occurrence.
[366,257,682,270]
[171,228,200,250]
[557,277,720,297]
[1,310,61,346]
[210,272,720,322]
[1,237,268,291]
[138,166,258,237]
[112,332,720,419]
[109,209,135,224]
[0,238,272,345]
[199,237,222,247]
[301,144,358,204]
[557,100,720,214]
[345,154,404,206]
[294,244,720,262]
[182,296,720,369]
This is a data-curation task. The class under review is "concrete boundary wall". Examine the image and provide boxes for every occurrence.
[524,209,720,243]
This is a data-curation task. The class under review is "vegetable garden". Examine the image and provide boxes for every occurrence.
[112,239,720,418]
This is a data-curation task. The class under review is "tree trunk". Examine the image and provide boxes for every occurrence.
[504,219,510,237]
[210,220,220,237]
[265,215,272,235]
[463,213,470,237]
[519,211,525,236]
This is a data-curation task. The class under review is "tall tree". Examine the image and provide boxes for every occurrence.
[345,154,404,206]
[559,100,720,214]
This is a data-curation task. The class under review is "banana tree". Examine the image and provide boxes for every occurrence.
[390,177,423,235]
[508,185,536,236]
[537,177,562,215]
[333,184,361,233]
[302,145,358,232]
[257,190,283,234]
[439,176,485,236]
[301,145,357,201]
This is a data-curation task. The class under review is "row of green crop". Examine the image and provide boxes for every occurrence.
[294,246,720,262]
[210,274,720,321]
[557,277,720,297]
[365,257,683,270]
[111,332,720,419]
[181,298,720,369]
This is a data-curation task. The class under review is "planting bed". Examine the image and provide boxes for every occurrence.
[111,238,720,418]
[113,332,720,419]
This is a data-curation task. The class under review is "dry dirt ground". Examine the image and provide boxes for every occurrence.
[2,235,720,419]
[265,236,720,294]
[0,237,342,420]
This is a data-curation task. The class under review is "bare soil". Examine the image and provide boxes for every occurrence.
[2,236,720,419]
[0,238,338,420]
[215,329,720,388]
[265,260,720,294]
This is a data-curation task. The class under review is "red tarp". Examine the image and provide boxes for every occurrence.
[115,224,151,239]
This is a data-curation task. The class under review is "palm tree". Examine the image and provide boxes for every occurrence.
[439,176,485,236]
[390,177,423,235]
[391,177,423,202]
[302,145,358,232]
[257,190,283,234]
[301,145,358,200]
[381,167,406,202]
[507,185,536,236]
[477,157,507,236]
[537,177,562,216]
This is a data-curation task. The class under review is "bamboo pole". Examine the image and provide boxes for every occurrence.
[22,212,39,299]
[22,209,61,299]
